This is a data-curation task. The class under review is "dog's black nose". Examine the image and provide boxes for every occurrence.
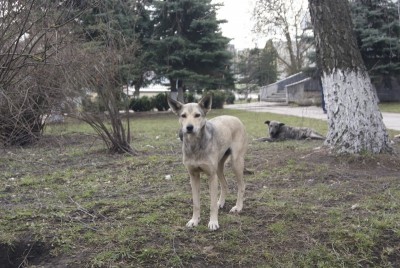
[186,125,194,132]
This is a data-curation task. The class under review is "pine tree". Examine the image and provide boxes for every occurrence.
[237,40,278,87]
[150,0,233,101]
[351,0,400,80]
[78,0,151,88]
[259,40,279,85]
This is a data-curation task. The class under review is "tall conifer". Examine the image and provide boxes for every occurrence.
[151,0,233,100]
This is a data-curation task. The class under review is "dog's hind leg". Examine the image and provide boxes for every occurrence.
[230,155,245,213]
[186,171,201,228]
[217,153,230,209]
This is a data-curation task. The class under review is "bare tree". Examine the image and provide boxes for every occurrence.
[64,1,140,154]
[0,0,136,154]
[76,47,135,154]
[308,0,391,154]
[0,0,85,146]
[253,0,312,75]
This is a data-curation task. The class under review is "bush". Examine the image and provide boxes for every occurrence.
[184,92,198,103]
[81,96,107,113]
[152,93,169,111]
[129,96,154,112]
[225,91,235,104]
[210,91,226,109]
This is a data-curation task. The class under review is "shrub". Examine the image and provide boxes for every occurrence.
[129,96,154,112]
[81,95,107,113]
[184,92,198,103]
[152,93,169,111]
[210,90,226,109]
[297,99,313,107]
[225,91,235,104]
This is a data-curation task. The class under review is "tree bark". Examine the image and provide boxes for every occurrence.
[169,78,184,102]
[169,78,178,101]
[308,0,391,154]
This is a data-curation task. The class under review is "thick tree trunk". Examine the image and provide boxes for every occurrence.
[177,87,184,103]
[308,0,391,154]
[169,78,184,102]
[169,78,178,101]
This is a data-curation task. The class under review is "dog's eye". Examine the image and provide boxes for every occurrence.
[181,114,187,118]
[194,113,201,118]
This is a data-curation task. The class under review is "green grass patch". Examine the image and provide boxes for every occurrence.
[379,102,400,113]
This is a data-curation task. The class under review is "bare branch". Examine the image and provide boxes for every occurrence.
[0,0,85,146]
[253,0,310,75]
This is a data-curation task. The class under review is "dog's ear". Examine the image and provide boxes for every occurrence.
[265,120,270,125]
[198,94,212,114]
[167,95,183,115]
[279,123,285,127]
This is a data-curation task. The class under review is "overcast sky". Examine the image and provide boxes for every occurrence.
[212,0,265,50]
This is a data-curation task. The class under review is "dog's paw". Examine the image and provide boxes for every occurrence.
[186,218,200,228]
[208,220,219,231]
[217,200,225,209]
[229,206,242,213]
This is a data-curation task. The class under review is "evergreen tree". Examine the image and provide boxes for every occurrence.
[259,40,279,85]
[351,0,400,80]
[237,40,278,87]
[78,0,152,89]
[150,0,233,101]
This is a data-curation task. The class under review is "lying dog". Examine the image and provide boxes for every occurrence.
[258,120,325,142]
[168,94,247,231]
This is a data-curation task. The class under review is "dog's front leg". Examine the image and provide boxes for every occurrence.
[208,174,219,230]
[187,172,201,228]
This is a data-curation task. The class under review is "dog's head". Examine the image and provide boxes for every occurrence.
[168,94,212,137]
[264,120,285,138]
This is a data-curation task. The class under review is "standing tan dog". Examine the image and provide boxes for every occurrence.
[168,94,247,231]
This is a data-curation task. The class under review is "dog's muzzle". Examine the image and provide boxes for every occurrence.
[186,124,194,133]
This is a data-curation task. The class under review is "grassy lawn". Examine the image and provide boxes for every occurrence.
[1,109,400,267]
[379,102,400,113]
